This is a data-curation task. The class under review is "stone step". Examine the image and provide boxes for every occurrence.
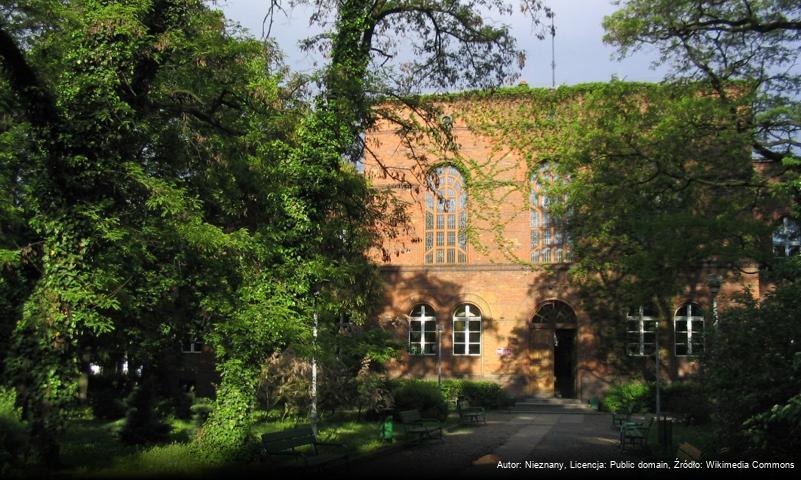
[516,396,586,406]
[509,396,601,414]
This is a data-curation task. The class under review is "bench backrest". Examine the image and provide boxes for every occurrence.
[262,425,316,453]
[399,409,422,424]
[677,442,702,461]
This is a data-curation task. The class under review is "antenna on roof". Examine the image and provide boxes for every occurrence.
[550,13,556,88]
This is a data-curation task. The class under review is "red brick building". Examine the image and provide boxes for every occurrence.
[363,86,770,401]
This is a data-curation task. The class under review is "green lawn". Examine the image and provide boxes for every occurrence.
[57,410,465,477]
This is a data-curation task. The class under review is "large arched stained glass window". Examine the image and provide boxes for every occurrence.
[409,304,437,356]
[530,162,570,264]
[425,166,467,264]
[453,304,481,356]
[674,302,704,357]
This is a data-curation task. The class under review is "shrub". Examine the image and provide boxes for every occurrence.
[603,380,652,414]
[256,350,310,419]
[0,387,28,475]
[461,381,514,409]
[662,381,712,424]
[354,358,393,419]
[704,281,801,456]
[391,380,448,420]
[119,381,172,444]
[440,379,514,409]
[87,373,129,420]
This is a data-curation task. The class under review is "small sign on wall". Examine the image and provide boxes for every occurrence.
[496,347,513,357]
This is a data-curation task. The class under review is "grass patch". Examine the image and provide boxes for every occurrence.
[645,421,717,459]
[60,416,202,477]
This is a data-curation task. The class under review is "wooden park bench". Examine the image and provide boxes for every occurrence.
[398,409,444,443]
[261,424,349,470]
[456,397,487,424]
[619,416,654,451]
[676,442,702,462]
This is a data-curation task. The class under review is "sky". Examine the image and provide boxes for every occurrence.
[217,0,667,89]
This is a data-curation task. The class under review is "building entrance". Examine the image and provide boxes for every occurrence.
[554,328,577,398]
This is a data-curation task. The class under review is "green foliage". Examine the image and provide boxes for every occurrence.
[662,381,712,424]
[0,387,28,475]
[602,380,652,414]
[704,281,801,457]
[440,379,514,409]
[119,380,172,445]
[390,380,448,421]
[603,0,801,237]
[189,397,214,427]
[354,358,393,418]
[744,389,801,460]
[87,373,129,420]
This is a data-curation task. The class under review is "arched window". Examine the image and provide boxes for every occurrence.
[409,304,437,356]
[453,304,481,356]
[425,166,467,264]
[674,302,704,357]
[626,305,657,357]
[531,162,570,264]
[533,300,577,327]
[773,217,801,257]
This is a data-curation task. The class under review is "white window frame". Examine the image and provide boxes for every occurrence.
[773,217,801,257]
[530,162,571,264]
[424,166,467,265]
[626,306,656,357]
[408,304,438,356]
[674,302,704,357]
[453,304,482,356]
[182,340,203,353]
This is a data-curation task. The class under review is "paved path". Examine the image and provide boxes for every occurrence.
[339,411,637,479]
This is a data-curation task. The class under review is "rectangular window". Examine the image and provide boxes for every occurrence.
[426,212,433,229]
[447,214,455,229]
[453,317,481,356]
[436,232,444,246]
[675,317,704,356]
[447,231,455,246]
[182,340,203,354]
[626,317,656,356]
[409,319,438,356]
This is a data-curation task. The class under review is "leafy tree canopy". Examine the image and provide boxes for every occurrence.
[603,0,801,217]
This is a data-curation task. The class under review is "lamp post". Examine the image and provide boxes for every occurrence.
[437,323,442,387]
[707,274,722,330]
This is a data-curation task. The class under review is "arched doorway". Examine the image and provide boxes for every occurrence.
[532,300,577,398]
